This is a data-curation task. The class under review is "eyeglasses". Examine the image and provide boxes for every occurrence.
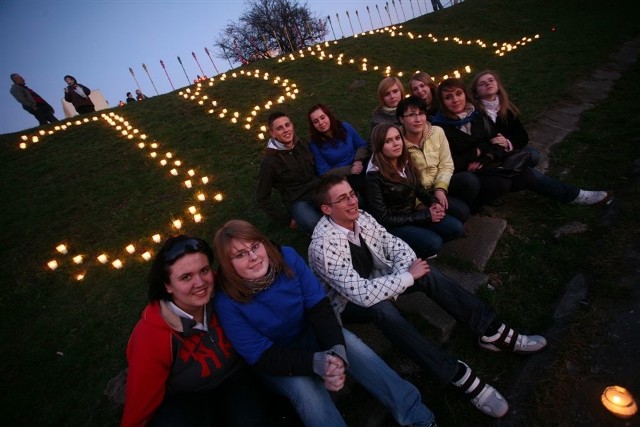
[326,190,358,205]
[231,241,264,262]
[164,238,205,263]
[402,112,426,119]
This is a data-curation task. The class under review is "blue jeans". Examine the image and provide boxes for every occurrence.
[290,200,323,234]
[389,214,465,258]
[342,266,498,386]
[260,328,435,427]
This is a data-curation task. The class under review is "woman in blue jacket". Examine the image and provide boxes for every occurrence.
[213,219,436,427]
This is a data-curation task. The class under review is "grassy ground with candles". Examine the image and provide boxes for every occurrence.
[0,0,639,424]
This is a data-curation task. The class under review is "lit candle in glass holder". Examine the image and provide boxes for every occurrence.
[112,259,123,269]
[170,168,178,176]
[188,206,197,214]
[97,254,108,264]
[173,219,182,229]
[125,244,136,254]
[201,176,209,184]
[76,273,85,281]
[73,255,83,264]
[141,251,152,261]
[184,180,192,188]
[602,386,638,419]
[197,193,206,201]
[56,244,68,254]
[160,159,167,166]
[194,213,202,223]
[47,260,58,270]
[214,193,223,201]
[188,169,195,177]
[152,234,162,243]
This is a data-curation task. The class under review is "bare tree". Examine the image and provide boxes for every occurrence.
[214,0,327,65]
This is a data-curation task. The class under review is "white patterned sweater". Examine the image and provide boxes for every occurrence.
[308,211,417,318]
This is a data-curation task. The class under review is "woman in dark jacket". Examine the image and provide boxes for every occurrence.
[63,75,95,114]
[432,78,610,208]
[365,122,464,258]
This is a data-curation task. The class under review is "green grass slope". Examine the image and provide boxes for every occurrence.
[0,0,638,425]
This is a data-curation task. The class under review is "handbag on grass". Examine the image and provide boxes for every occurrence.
[480,149,531,177]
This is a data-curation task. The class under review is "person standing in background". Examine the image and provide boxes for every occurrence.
[9,73,58,126]
[63,75,95,114]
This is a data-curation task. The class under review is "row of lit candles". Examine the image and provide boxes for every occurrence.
[178,70,299,138]
[18,116,100,149]
[19,110,223,278]
[46,193,224,279]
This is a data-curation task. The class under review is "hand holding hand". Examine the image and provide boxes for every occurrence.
[323,354,346,392]
[429,203,446,222]
[434,189,448,209]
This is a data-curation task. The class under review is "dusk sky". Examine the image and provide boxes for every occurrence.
[1,0,444,135]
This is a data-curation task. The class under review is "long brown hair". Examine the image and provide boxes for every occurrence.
[436,78,472,119]
[214,219,293,303]
[307,103,347,145]
[470,70,520,119]
[370,122,419,185]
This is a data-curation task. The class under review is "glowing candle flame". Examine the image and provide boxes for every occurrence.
[56,244,68,254]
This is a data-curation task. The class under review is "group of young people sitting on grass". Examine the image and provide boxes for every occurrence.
[121,70,610,426]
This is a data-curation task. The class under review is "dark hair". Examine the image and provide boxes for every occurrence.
[126,92,132,97]
[10,73,19,82]
[64,75,77,84]
[267,111,289,129]
[370,122,419,186]
[147,235,214,301]
[213,220,293,303]
[436,78,471,119]
[315,174,349,207]
[307,104,347,144]
[396,96,428,120]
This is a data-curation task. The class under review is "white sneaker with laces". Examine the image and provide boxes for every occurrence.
[571,190,611,205]
[452,361,509,418]
[479,324,548,354]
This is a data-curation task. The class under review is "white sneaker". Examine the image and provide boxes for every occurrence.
[571,190,612,205]
[479,324,548,354]
[452,361,509,418]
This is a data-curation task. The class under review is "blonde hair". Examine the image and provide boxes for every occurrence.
[376,77,406,107]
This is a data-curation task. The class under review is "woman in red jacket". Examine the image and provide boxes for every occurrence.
[122,235,274,427]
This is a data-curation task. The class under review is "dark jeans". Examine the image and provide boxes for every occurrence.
[477,167,580,206]
[76,105,95,114]
[341,266,498,385]
[149,366,279,427]
[27,104,58,125]
[448,171,480,210]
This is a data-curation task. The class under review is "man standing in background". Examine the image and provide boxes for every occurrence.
[9,73,58,126]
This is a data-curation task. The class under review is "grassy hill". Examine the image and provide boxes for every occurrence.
[0,0,638,425]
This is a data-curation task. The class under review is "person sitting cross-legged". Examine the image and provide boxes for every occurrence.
[308,175,548,418]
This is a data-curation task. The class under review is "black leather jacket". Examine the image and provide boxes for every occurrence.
[365,171,438,228]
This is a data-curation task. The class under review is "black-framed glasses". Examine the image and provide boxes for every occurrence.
[402,112,426,119]
[326,190,358,205]
[231,241,264,262]
[164,238,205,263]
